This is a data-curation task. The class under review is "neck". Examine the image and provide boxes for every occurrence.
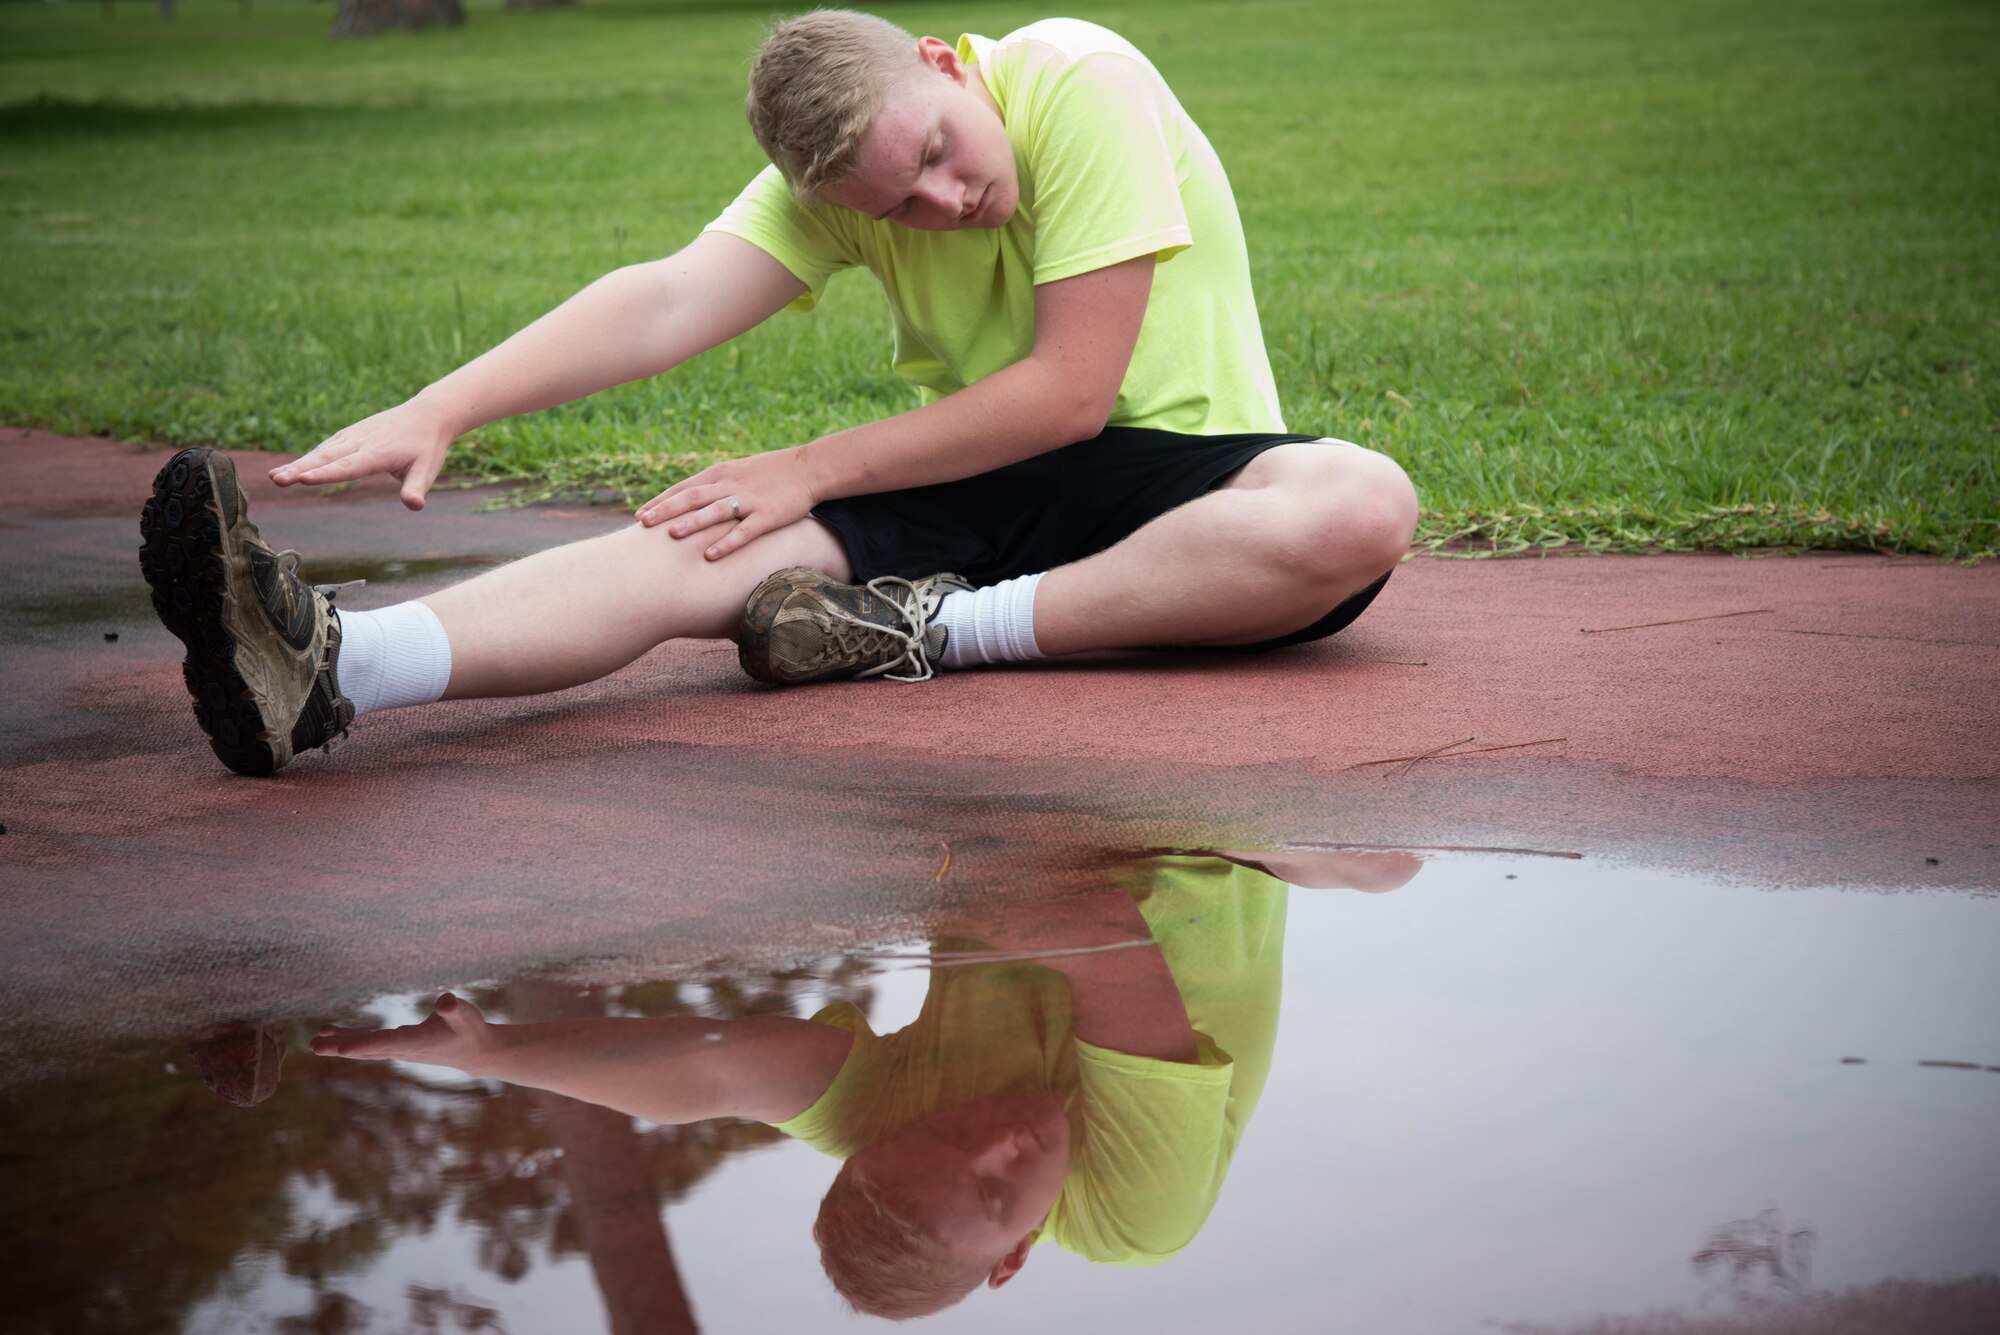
[968,63,1002,120]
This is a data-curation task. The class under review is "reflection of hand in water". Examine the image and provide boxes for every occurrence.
[1213,847,1425,892]
[312,991,496,1068]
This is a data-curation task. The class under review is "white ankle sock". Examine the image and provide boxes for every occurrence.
[935,572,1047,670]
[335,601,453,717]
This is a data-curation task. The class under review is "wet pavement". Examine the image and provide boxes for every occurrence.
[6,851,1997,1333]
[2,427,1997,1331]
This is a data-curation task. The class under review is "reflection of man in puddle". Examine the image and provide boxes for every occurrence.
[313,850,1418,1318]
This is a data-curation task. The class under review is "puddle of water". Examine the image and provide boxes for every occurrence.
[2,852,1996,1333]
[0,555,503,648]
[0,582,151,628]
[291,554,506,586]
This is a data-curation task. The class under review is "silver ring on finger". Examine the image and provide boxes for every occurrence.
[725,495,742,521]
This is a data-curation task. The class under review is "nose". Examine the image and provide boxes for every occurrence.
[920,178,966,220]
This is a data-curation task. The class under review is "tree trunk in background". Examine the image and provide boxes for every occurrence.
[329,0,465,39]
[509,980,700,1335]
[532,1090,700,1335]
[506,0,577,8]
[157,0,175,19]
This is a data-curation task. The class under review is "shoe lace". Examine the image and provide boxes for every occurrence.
[822,575,948,683]
[275,550,367,606]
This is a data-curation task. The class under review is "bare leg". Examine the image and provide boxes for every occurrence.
[420,518,851,699]
[415,440,1403,700]
[1032,441,1417,654]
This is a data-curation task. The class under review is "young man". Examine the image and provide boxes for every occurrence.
[140,10,1416,776]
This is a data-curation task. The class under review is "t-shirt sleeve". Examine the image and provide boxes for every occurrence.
[1012,49,1193,285]
[1054,1033,1235,1265]
[768,1001,873,1155]
[702,164,858,312]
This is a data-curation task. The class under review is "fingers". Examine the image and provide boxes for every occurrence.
[433,991,485,1028]
[270,437,360,487]
[636,481,719,529]
[309,993,482,1060]
[309,1025,395,1060]
[638,488,746,540]
[634,484,774,560]
[400,447,446,512]
[636,472,701,525]
[700,511,765,562]
[291,453,383,485]
[669,497,744,542]
[647,492,759,560]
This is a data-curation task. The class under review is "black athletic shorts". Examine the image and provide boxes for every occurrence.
[811,426,1392,652]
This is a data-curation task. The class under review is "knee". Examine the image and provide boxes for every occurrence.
[1341,448,1420,572]
[1260,446,1418,587]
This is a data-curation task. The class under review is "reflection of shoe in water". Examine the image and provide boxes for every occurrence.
[139,447,356,775]
[737,566,972,684]
[185,1021,287,1107]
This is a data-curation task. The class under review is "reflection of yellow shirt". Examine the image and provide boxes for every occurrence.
[703,18,1285,435]
[774,858,1287,1266]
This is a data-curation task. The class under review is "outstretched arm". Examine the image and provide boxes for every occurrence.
[312,992,851,1124]
[271,232,807,510]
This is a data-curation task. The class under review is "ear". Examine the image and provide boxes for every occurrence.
[915,35,968,84]
[986,1232,1037,1289]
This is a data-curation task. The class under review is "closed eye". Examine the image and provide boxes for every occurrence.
[875,137,945,222]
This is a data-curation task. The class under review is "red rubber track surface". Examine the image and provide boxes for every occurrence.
[3,429,1994,1072]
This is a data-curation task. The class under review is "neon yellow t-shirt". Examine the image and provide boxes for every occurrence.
[703,18,1284,435]
[772,857,1288,1266]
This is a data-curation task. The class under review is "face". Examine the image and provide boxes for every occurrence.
[848,1094,1070,1281]
[819,37,1020,232]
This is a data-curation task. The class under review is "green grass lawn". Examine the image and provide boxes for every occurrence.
[3,0,1995,556]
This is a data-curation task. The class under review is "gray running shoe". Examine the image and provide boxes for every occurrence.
[139,447,357,776]
[738,567,973,685]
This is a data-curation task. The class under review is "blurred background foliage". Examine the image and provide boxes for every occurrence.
[2,0,1994,555]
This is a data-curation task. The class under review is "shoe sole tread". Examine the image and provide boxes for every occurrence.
[139,448,282,776]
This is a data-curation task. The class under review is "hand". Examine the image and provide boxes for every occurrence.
[634,445,821,561]
[270,398,456,511]
[310,992,499,1072]
[1212,847,1424,892]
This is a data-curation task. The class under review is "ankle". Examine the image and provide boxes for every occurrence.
[935,573,1046,670]
[337,601,453,716]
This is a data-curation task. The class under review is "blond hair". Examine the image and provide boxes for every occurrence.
[813,1164,990,1320]
[746,9,927,203]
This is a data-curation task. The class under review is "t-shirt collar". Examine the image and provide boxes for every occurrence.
[957,33,1004,119]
